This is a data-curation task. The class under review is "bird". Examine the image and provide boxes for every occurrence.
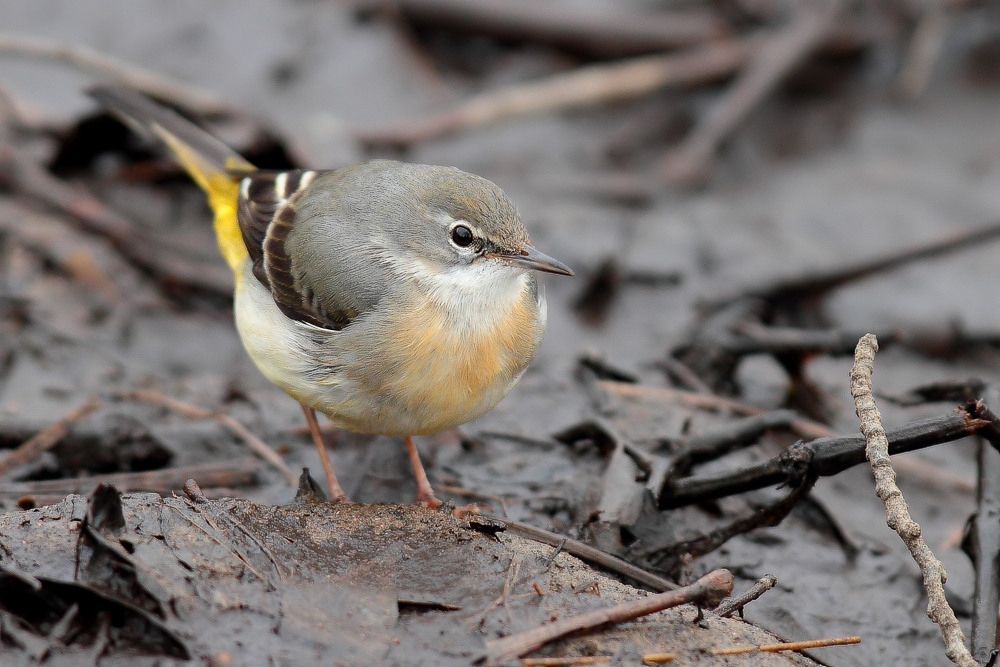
[89,85,572,507]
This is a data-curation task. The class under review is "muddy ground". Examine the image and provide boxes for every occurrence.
[3,2,1000,665]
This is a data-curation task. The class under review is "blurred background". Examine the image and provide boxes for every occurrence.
[3,1,1000,664]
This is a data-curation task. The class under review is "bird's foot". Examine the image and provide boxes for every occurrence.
[328,490,353,504]
[415,489,443,509]
[449,503,481,519]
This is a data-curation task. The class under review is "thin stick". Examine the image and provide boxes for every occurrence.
[497,517,678,592]
[435,484,508,508]
[0,458,259,497]
[356,39,755,146]
[597,380,832,440]
[486,569,733,664]
[891,454,975,494]
[0,142,233,297]
[662,409,986,507]
[713,574,777,617]
[362,0,726,57]
[894,5,950,101]
[659,1,842,186]
[0,34,232,115]
[968,392,1000,660]
[520,657,615,666]
[123,389,297,486]
[0,397,100,477]
[711,635,861,655]
[706,220,1000,310]
[655,356,714,395]
[850,334,976,666]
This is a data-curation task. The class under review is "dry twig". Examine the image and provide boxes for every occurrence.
[713,574,777,618]
[121,389,297,486]
[497,517,678,592]
[850,334,975,666]
[485,569,733,664]
[642,474,815,565]
[0,397,101,477]
[0,458,259,499]
[966,388,1000,662]
[705,220,1000,311]
[0,34,232,115]
[519,657,618,666]
[659,0,843,186]
[661,405,986,507]
[640,654,675,664]
[0,142,233,297]
[597,380,832,440]
[362,0,727,57]
[357,39,756,147]
[520,656,672,666]
[711,635,860,655]
[894,4,951,101]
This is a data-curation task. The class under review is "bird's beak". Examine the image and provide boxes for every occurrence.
[498,245,574,276]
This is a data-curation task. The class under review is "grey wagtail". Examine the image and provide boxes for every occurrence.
[89,85,572,507]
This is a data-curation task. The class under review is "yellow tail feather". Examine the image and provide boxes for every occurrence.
[89,85,256,282]
[160,134,250,277]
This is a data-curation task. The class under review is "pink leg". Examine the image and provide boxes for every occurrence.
[301,405,349,503]
[404,436,442,508]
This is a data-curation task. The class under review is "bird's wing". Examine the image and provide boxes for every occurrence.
[236,170,355,330]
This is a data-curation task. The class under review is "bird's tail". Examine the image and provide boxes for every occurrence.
[88,85,255,275]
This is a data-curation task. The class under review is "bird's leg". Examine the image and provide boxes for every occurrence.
[301,405,349,503]
[404,436,442,508]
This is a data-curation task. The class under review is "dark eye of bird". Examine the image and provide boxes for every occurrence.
[451,224,474,247]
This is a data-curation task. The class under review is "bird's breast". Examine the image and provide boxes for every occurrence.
[361,274,545,434]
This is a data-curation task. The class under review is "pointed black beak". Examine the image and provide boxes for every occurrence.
[499,245,574,276]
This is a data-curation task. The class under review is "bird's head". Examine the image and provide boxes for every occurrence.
[404,164,573,281]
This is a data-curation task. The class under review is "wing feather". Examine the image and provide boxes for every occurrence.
[235,170,353,330]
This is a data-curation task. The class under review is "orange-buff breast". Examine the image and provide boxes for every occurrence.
[376,293,541,434]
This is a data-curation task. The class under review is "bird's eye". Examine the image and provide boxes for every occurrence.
[450,224,474,247]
